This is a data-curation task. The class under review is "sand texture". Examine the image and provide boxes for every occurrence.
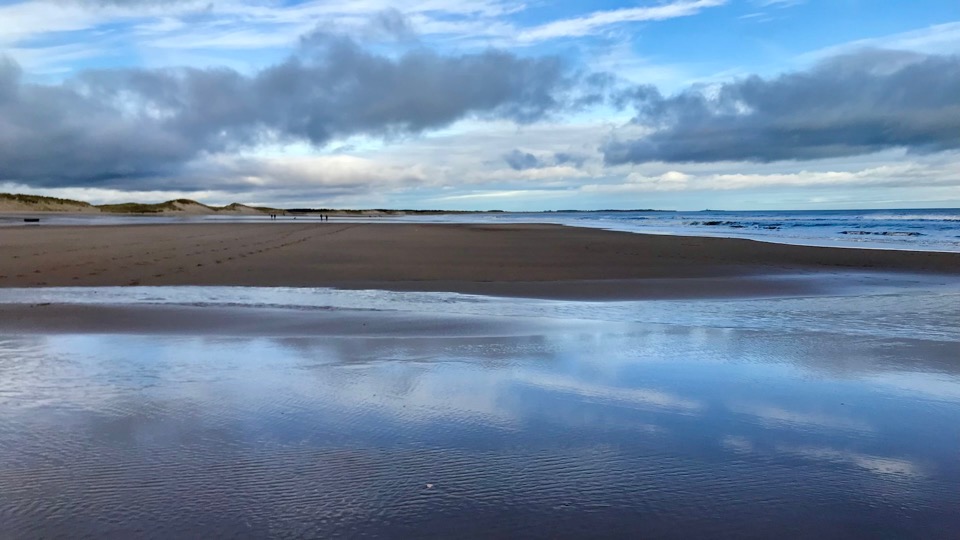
[0,222,957,298]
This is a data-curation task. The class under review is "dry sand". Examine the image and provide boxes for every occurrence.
[0,222,957,299]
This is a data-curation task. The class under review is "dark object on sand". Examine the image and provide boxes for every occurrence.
[23,218,40,223]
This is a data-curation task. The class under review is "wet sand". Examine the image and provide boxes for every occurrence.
[2,221,959,537]
[2,288,959,538]
[0,222,957,298]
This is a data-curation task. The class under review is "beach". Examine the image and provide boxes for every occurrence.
[1,222,957,297]
[2,221,960,538]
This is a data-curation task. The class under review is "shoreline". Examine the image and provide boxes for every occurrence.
[0,222,957,300]
[4,211,959,254]
[2,271,958,336]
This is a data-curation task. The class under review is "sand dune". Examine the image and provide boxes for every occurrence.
[0,194,98,213]
[0,193,278,215]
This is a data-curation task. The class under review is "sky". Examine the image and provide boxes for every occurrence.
[0,0,958,210]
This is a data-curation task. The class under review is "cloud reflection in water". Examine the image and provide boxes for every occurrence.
[1,289,959,537]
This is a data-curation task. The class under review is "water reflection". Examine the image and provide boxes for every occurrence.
[1,317,959,539]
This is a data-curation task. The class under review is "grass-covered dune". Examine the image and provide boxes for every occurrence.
[1,193,283,215]
[0,192,500,216]
[0,193,97,212]
[97,199,217,214]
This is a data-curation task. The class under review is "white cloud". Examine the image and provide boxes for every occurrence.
[581,160,960,193]
[516,0,727,43]
[752,0,804,7]
[805,21,960,60]
[430,189,569,202]
[0,2,101,45]
[216,154,427,186]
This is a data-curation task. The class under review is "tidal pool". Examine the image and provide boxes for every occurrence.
[0,287,958,538]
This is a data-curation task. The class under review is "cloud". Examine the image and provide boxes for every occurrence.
[503,148,592,171]
[0,30,586,188]
[553,151,588,167]
[71,0,198,5]
[751,0,803,7]
[202,154,429,192]
[805,22,960,59]
[580,160,960,193]
[516,0,727,43]
[604,49,960,165]
[365,8,418,42]
[503,149,542,170]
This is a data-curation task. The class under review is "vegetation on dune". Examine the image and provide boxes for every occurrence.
[97,199,218,213]
[218,203,280,213]
[0,192,565,215]
[251,205,286,213]
[0,193,93,207]
[97,200,283,214]
[97,201,184,213]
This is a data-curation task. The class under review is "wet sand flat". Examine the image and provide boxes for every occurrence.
[1,286,959,538]
[0,222,958,298]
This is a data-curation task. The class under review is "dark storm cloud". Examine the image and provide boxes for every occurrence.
[604,49,960,165]
[0,32,579,188]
